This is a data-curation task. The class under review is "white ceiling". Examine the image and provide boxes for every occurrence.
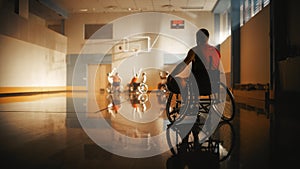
[51,0,219,13]
[28,0,221,21]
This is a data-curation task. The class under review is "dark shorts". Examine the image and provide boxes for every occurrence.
[113,82,120,86]
[166,76,211,96]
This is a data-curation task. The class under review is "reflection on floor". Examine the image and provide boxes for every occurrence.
[0,91,299,169]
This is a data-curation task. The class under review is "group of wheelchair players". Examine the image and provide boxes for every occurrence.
[106,70,148,94]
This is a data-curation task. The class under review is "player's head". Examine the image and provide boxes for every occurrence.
[196,28,209,45]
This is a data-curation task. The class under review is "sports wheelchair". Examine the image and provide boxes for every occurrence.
[165,71,235,125]
[128,82,148,94]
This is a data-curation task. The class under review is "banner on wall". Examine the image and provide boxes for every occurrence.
[170,20,184,29]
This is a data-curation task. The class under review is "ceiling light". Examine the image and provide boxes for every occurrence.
[181,6,204,10]
[105,5,117,10]
[162,4,173,8]
[127,8,141,11]
[162,0,173,8]
[79,8,88,12]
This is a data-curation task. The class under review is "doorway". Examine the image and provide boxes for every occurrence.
[87,64,111,93]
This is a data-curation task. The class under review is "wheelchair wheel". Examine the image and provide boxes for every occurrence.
[106,84,113,94]
[212,82,235,121]
[159,83,168,93]
[166,92,190,124]
[166,124,181,155]
[138,83,148,94]
[128,85,134,93]
[166,123,204,155]
[210,121,235,162]
[166,121,235,161]
[138,93,148,103]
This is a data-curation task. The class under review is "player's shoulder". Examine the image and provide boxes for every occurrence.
[207,44,220,53]
[186,47,197,57]
[190,47,197,52]
[206,44,217,50]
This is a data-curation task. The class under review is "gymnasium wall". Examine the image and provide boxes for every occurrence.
[0,10,67,94]
[240,5,270,84]
[65,11,216,91]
